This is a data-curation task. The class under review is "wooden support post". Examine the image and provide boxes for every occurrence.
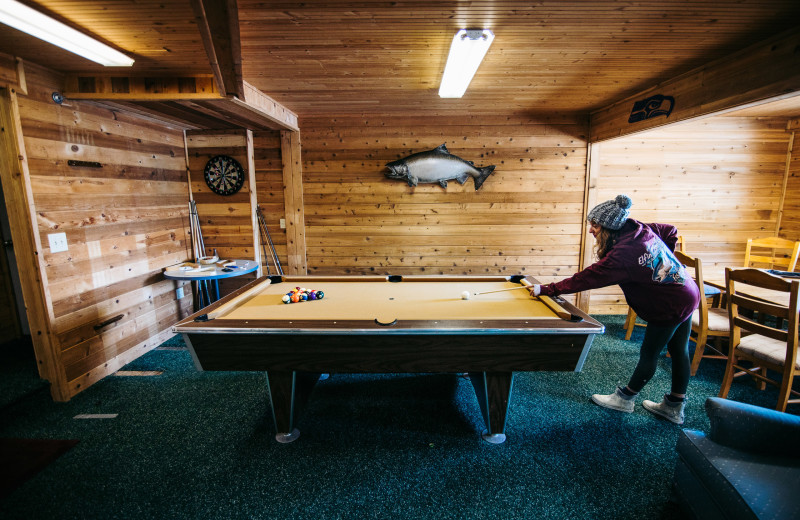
[775,131,793,236]
[245,129,262,277]
[280,130,307,275]
[575,142,600,312]
[0,87,68,401]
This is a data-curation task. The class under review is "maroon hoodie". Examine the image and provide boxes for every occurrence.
[539,219,701,326]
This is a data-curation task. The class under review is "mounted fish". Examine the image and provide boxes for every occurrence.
[385,144,496,190]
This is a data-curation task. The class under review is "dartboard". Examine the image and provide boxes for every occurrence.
[203,155,245,196]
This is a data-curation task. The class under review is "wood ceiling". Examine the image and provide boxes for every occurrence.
[2,1,800,123]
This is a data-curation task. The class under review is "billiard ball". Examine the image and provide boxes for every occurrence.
[461,291,471,300]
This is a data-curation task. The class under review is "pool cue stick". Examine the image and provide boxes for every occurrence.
[259,209,278,274]
[261,209,281,274]
[472,286,532,295]
[259,206,284,275]
[519,279,575,321]
[255,208,272,275]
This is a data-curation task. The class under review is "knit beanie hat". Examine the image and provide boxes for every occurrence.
[587,194,632,230]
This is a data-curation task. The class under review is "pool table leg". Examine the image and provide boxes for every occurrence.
[468,371,513,444]
[266,370,322,443]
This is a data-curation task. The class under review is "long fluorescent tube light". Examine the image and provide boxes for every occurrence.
[0,0,134,67]
[439,29,494,98]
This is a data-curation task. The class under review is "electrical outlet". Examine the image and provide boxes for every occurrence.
[176,287,184,299]
[280,218,286,229]
[48,232,68,253]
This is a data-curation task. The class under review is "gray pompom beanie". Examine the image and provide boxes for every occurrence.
[587,194,632,230]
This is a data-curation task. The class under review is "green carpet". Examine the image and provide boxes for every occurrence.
[0,316,792,519]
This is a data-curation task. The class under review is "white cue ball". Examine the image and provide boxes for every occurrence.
[461,291,471,300]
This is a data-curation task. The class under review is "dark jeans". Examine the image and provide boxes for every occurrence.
[627,315,692,395]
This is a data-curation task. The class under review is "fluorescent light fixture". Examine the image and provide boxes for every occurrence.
[0,0,134,67]
[439,29,494,98]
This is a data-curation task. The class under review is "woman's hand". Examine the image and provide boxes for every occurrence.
[528,284,541,297]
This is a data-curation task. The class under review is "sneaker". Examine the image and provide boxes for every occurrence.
[591,387,635,413]
[643,395,685,425]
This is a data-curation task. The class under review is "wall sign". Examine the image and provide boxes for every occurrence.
[628,94,675,123]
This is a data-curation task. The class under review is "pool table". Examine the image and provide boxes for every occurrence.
[173,274,604,444]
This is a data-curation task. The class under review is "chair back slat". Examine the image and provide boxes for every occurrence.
[729,293,791,321]
[744,237,800,271]
[730,267,796,292]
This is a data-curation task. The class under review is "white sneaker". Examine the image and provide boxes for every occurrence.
[643,396,685,425]
[591,388,635,413]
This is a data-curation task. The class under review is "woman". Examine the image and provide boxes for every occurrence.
[529,195,700,424]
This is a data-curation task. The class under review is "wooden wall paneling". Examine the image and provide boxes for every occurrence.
[589,116,792,314]
[281,130,307,274]
[299,114,589,303]
[0,86,66,398]
[185,130,256,262]
[590,26,800,143]
[11,60,193,400]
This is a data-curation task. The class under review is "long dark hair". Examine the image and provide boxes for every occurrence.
[593,222,621,259]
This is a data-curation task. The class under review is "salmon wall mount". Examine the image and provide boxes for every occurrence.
[385,144,496,190]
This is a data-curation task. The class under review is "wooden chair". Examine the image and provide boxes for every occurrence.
[744,237,800,272]
[676,251,730,376]
[624,235,689,340]
[718,267,800,412]
[742,237,799,327]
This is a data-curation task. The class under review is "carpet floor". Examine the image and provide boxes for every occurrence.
[0,315,793,519]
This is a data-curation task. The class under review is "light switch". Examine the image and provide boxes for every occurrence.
[280,219,286,229]
[48,232,68,253]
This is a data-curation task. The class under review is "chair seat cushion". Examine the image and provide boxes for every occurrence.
[676,430,800,520]
[738,334,800,369]
[692,308,730,333]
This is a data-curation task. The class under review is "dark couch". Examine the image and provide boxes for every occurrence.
[674,397,800,519]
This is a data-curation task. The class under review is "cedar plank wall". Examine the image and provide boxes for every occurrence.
[779,121,799,241]
[11,61,193,398]
[186,131,261,291]
[590,116,795,314]
[299,114,589,299]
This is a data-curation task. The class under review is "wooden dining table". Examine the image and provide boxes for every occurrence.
[705,269,798,310]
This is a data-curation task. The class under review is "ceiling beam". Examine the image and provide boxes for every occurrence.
[190,0,244,100]
[63,74,299,132]
[590,26,800,142]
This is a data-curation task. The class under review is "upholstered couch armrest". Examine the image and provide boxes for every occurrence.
[705,397,800,457]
